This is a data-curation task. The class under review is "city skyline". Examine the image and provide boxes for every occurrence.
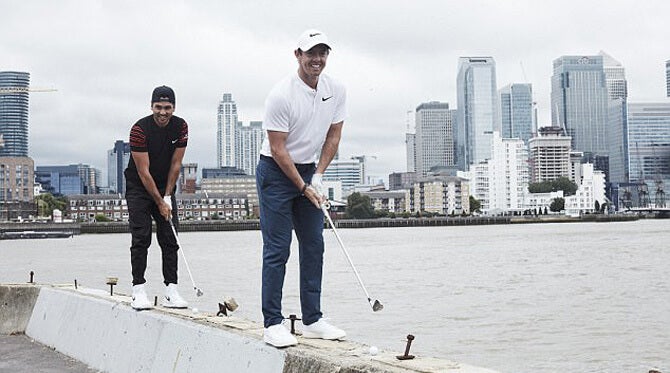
[2,1,670,180]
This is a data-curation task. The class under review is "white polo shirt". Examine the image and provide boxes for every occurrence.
[260,72,347,164]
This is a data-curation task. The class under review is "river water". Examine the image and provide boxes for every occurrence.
[1,219,668,372]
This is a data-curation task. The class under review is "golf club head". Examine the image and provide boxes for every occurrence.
[372,299,384,312]
[224,297,239,312]
[195,287,204,297]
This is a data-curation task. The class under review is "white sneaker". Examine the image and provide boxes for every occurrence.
[263,324,297,348]
[302,319,346,340]
[131,284,152,310]
[162,283,188,309]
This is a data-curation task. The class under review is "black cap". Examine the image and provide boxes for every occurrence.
[151,85,175,105]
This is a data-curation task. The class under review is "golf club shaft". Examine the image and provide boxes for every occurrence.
[321,204,373,301]
[169,220,198,291]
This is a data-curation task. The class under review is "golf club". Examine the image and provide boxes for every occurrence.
[320,202,383,312]
[169,220,204,297]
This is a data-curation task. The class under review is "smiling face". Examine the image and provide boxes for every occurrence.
[295,44,330,88]
[151,102,174,127]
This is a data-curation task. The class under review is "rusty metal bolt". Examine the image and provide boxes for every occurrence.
[396,334,415,360]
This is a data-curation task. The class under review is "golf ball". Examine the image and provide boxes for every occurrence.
[192,307,199,314]
[369,346,379,356]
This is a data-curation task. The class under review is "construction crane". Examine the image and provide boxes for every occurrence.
[635,142,650,208]
[0,87,57,94]
[651,141,666,208]
[0,86,57,149]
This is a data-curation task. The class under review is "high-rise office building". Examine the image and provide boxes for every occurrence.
[666,60,670,98]
[405,132,415,172]
[499,83,534,143]
[600,51,627,100]
[528,127,572,183]
[626,103,670,198]
[608,99,629,185]
[456,57,500,170]
[235,120,263,175]
[107,140,130,194]
[323,158,363,194]
[217,93,238,168]
[0,71,30,157]
[35,164,100,195]
[414,101,453,177]
[551,55,609,155]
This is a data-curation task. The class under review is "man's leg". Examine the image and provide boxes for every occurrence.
[293,191,325,325]
[154,196,178,286]
[257,157,297,328]
[126,188,154,286]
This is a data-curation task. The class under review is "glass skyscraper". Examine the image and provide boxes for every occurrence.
[217,93,238,168]
[0,71,30,157]
[551,55,609,155]
[666,60,670,98]
[107,140,130,194]
[600,51,627,100]
[499,83,534,143]
[456,57,500,171]
[626,103,670,198]
[414,101,453,176]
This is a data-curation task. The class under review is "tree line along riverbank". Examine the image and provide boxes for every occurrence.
[0,213,645,236]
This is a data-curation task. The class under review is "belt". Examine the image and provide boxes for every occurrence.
[260,154,314,167]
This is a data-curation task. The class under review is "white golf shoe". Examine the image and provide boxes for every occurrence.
[302,319,346,340]
[263,323,297,348]
[161,283,188,309]
[131,284,152,310]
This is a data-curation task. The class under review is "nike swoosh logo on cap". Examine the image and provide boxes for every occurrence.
[309,33,321,37]
[171,139,178,144]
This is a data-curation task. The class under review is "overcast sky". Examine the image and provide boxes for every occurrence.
[2,0,669,183]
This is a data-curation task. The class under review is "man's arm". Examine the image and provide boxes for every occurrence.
[316,121,343,174]
[164,147,186,197]
[267,130,322,207]
[131,151,171,220]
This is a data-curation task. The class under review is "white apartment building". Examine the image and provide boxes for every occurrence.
[564,163,606,217]
[235,121,263,176]
[463,132,528,214]
[217,93,238,168]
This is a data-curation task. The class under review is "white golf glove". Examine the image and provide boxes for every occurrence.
[311,173,325,198]
[163,195,173,211]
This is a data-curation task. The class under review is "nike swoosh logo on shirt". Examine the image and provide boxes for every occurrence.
[322,96,333,101]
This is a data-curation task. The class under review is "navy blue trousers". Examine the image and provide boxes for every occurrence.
[256,155,324,328]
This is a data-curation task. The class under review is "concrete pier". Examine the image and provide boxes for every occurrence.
[1,283,498,373]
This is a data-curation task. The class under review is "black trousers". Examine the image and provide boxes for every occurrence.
[126,183,179,286]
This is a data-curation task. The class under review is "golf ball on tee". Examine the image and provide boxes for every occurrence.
[369,346,379,356]
[192,307,199,314]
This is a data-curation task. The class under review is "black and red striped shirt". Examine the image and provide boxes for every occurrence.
[125,115,188,190]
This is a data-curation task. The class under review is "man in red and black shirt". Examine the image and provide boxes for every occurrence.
[124,85,189,310]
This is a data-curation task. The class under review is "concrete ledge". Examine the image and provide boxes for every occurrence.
[0,283,40,334]
[2,284,498,373]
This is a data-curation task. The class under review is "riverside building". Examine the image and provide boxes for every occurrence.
[413,101,454,177]
[528,127,572,183]
[456,57,500,171]
[550,54,609,156]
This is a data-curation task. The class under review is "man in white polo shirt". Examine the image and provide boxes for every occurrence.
[256,29,347,348]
